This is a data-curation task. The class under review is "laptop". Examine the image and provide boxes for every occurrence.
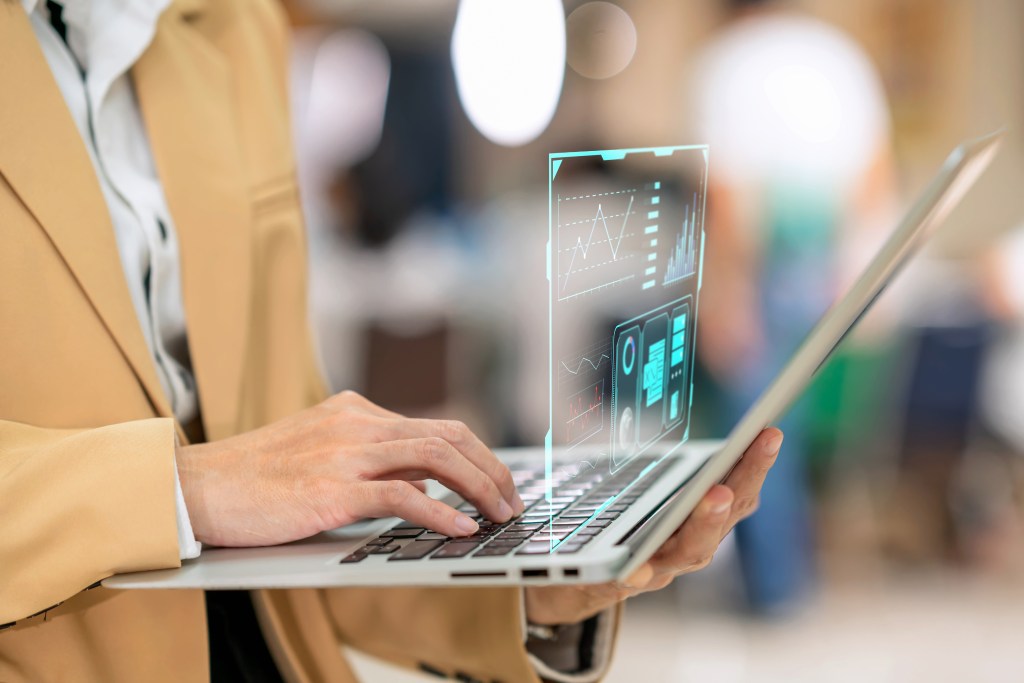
[104,131,1002,591]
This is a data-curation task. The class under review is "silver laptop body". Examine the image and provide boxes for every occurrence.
[105,131,1001,591]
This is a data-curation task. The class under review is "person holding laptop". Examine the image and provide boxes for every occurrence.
[0,0,783,681]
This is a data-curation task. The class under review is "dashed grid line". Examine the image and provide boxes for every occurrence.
[561,189,638,202]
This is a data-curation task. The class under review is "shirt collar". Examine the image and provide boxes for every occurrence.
[24,0,207,22]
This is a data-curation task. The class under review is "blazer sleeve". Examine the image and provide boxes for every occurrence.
[0,418,181,625]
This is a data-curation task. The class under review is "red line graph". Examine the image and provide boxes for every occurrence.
[565,381,604,444]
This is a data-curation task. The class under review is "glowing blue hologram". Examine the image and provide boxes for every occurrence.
[564,380,604,446]
[546,144,709,549]
[556,192,637,301]
[664,194,699,284]
[643,339,666,407]
[622,335,636,375]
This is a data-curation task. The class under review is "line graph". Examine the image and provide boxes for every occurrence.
[560,457,598,480]
[565,381,604,445]
[559,339,612,387]
[561,354,610,375]
[557,191,638,301]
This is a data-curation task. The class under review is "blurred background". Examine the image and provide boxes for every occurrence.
[282,0,1024,680]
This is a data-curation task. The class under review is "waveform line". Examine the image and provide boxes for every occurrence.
[561,460,596,479]
[560,354,610,375]
[560,194,635,293]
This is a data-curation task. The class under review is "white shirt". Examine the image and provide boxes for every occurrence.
[25,0,201,560]
[692,13,890,195]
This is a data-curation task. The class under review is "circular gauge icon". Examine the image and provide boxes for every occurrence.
[622,335,636,376]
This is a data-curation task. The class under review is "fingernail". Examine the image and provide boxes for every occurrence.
[455,514,479,535]
[513,491,526,515]
[767,433,784,454]
[497,499,514,521]
[711,501,731,516]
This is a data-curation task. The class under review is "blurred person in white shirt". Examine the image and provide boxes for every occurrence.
[688,0,896,612]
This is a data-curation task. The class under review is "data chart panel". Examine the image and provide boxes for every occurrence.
[548,145,708,487]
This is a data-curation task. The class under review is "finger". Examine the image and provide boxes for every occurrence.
[722,427,782,526]
[356,438,515,523]
[409,480,428,493]
[388,418,524,514]
[354,480,480,537]
[623,562,655,589]
[648,484,733,577]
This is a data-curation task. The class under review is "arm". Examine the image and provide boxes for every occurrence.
[0,418,181,625]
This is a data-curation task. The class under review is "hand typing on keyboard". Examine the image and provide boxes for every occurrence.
[175,391,525,546]
[524,427,783,626]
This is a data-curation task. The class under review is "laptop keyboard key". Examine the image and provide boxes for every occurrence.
[368,543,401,554]
[475,545,516,557]
[516,543,553,555]
[340,551,369,563]
[496,530,534,540]
[555,543,584,553]
[382,528,425,539]
[430,542,480,559]
[389,540,444,561]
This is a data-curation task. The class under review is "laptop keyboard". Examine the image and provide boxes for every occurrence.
[339,455,671,564]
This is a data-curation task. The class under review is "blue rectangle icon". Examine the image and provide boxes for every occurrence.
[673,313,687,332]
[648,210,659,220]
[643,339,666,407]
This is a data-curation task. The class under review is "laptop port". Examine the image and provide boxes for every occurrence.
[563,568,580,578]
[521,569,549,579]
[450,571,507,579]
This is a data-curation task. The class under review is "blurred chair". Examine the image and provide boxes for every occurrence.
[364,320,451,414]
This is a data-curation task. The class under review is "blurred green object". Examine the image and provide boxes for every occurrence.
[804,339,903,483]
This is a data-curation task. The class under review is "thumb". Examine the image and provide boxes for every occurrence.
[623,562,654,589]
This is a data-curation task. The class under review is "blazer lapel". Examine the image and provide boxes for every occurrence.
[0,3,174,420]
[133,1,252,440]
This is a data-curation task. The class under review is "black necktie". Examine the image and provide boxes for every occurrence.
[45,0,68,44]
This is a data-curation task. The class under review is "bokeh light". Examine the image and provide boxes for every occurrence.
[451,0,566,147]
[566,1,638,80]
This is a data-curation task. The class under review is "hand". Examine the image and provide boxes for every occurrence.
[176,391,525,547]
[524,428,783,625]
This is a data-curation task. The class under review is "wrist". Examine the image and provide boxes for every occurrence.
[174,441,211,544]
[525,586,605,627]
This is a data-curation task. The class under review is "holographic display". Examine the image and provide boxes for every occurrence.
[545,146,708,546]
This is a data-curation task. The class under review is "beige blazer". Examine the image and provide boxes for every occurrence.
[0,0,547,680]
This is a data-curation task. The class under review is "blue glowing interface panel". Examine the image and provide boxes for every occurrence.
[547,146,708,493]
